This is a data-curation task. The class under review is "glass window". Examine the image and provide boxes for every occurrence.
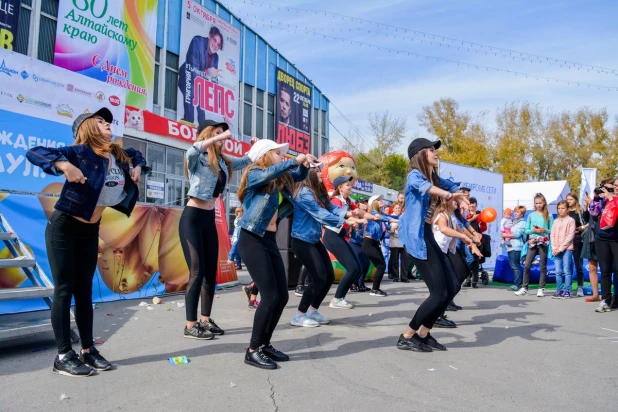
[166,51,179,70]
[166,148,184,176]
[256,108,264,138]
[167,178,184,207]
[16,6,31,55]
[267,94,275,113]
[322,136,329,155]
[148,145,166,173]
[243,102,252,135]
[244,84,253,103]
[37,15,56,63]
[256,89,264,108]
[153,63,159,106]
[22,0,33,6]
[41,0,59,16]
[164,69,177,111]
[267,113,274,141]
[313,108,319,133]
[321,111,327,135]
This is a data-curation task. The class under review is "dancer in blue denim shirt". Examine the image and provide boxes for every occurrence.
[290,168,364,327]
[236,140,312,369]
[179,120,254,341]
[26,108,149,377]
[396,138,470,353]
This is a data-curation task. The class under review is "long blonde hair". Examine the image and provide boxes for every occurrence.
[237,151,294,203]
[434,198,454,227]
[184,126,232,180]
[370,199,381,213]
[74,118,129,164]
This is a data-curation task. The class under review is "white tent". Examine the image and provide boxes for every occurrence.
[503,181,571,215]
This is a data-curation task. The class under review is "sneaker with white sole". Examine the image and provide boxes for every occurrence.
[536,288,545,297]
[370,289,388,297]
[306,310,329,324]
[576,287,584,297]
[329,298,354,309]
[595,301,611,313]
[514,288,528,296]
[291,313,320,327]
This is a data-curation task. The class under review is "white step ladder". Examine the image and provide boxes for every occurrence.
[0,212,79,343]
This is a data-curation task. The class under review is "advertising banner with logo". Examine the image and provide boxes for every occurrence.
[0,48,126,193]
[177,0,241,135]
[439,161,504,269]
[54,0,157,110]
[0,0,20,50]
[0,192,238,314]
[352,178,373,194]
[276,68,312,155]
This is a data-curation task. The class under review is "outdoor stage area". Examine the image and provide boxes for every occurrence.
[1,271,616,412]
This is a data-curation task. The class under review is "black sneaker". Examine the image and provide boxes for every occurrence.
[262,344,289,362]
[200,318,225,335]
[294,285,306,297]
[53,350,94,377]
[463,280,471,288]
[392,277,399,282]
[370,289,388,297]
[396,334,432,352]
[358,284,370,292]
[434,316,457,328]
[446,302,458,311]
[450,301,463,310]
[610,296,618,309]
[79,347,112,371]
[242,285,251,301]
[247,300,258,311]
[420,333,447,351]
[472,283,478,288]
[184,323,214,340]
[350,284,360,292]
[400,277,409,283]
[244,347,277,369]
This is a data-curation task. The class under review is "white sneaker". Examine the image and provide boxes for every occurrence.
[306,310,330,325]
[329,298,354,309]
[595,301,611,313]
[514,288,528,296]
[576,287,584,297]
[291,313,320,327]
[536,288,545,297]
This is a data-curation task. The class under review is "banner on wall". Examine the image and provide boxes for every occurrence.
[0,193,238,314]
[54,0,157,110]
[124,105,250,157]
[0,48,126,192]
[177,0,241,135]
[439,161,504,269]
[0,0,20,50]
[275,68,312,155]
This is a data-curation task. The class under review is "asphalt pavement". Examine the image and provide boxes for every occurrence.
[1,271,617,412]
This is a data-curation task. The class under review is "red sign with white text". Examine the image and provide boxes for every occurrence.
[124,106,250,158]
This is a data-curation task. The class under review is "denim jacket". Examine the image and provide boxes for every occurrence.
[349,223,365,244]
[505,218,526,252]
[291,187,346,244]
[186,141,252,200]
[238,159,309,237]
[26,145,149,221]
[365,211,395,241]
[399,170,459,260]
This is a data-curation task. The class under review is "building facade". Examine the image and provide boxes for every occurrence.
[13,0,330,228]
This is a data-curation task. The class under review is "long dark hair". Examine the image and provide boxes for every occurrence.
[408,147,439,202]
[237,151,294,203]
[294,168,331,210]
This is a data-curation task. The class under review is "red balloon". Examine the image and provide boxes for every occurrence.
[480,207,498,223]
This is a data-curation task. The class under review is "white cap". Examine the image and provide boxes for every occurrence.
[310,161,324,170]
[247,139,289,162]
[368,195,383,205]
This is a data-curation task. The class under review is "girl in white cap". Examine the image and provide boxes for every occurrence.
[236,140,313,369]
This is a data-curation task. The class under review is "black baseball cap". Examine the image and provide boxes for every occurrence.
[197,119,229,136]
[333,175,353,189]
[408,138,441,159]
[358,198,368,204]
[72,107,113,138]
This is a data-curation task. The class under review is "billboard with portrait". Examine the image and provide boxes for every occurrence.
[275,68,312,154]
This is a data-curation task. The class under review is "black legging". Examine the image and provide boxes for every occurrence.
[388,247,409,281]
[595,238,618,304]
[292,238,334,313]
[179,206,219,321]
[362,237,386,290]
[46,211,99,354]
[298,265,313,286]
[408,223,458,330]
[350,241,370,286]
[238,229,289,349]
[323,229,361,299]
[523,244,548,289]
[573,236,585,287]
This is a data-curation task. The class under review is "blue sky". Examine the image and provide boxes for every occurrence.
[226,0,618,154]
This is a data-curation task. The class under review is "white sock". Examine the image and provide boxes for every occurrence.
[58,353,66,360]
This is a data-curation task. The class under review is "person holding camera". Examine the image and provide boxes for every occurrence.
[588,178,618,312]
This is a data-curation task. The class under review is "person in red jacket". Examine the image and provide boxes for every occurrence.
[464,197,486,288]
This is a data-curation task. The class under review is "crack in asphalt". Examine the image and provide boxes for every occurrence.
[267,374,278,412]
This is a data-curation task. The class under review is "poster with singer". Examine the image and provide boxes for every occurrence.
[276,68,312,154]
[177,0,241,135]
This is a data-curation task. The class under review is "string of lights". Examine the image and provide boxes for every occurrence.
[238,19,618,91]
[234,0,618,76]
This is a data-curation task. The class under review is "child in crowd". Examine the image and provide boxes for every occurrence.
[500,208,513,248]
[551,200,576,298]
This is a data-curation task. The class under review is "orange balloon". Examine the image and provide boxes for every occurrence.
[480,207,498,223]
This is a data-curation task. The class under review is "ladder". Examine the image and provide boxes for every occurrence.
[0,212,79,344]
